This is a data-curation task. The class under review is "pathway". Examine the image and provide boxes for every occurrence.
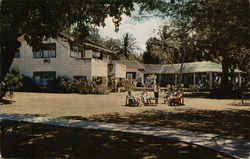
[0,113,249,159]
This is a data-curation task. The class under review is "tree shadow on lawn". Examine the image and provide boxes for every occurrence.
[66,109,250,140]
[0,120,233,159]
[0,99,16,105]
[184,92,211,98]
[184,91,250,100]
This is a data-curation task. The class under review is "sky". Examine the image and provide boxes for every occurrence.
[98,6,165,53]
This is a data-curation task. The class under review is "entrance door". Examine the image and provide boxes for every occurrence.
[33,71,56,86]
[127,74,133,84]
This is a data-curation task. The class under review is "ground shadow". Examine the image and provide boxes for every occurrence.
[71,109,250,140]
[185,91,250,100]
[184,92,211,98]
[1,120,233,159]
[0,99,15,105]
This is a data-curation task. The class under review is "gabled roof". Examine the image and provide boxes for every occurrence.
[144,61,242,74]
[60,32,115,54]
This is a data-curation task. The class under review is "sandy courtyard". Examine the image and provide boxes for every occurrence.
[1,92,249,118]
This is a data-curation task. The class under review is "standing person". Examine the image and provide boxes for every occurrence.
[154,83,161,104]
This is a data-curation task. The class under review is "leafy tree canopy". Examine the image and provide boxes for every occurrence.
[143,0,250,89]
[84,29,141,61]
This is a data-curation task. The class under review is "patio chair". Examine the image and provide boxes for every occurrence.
[126,95,140,106]
[168,91,184,106]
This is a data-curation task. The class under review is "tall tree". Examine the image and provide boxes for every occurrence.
[121,33,141,59]
[185,0,250,89]
[143,37,168,64]
[143,16,203,65]
[112,33,141,60]
[144,0,250,90]
[104,38,122,51]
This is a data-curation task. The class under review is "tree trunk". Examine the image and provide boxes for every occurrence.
[0,46,2,103]
[220,57,231,90]
[0,35,20,102]
[178,45,187,87]
[229,68,235,88]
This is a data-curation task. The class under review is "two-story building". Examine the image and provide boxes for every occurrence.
[11,34,126,87]
[14,34,242,90]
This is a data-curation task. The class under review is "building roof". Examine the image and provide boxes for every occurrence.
[112,60,145,72]
[144,61,242,74]
[60,32,115,54]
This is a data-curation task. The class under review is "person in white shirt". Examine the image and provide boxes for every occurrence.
[164,87,174,104]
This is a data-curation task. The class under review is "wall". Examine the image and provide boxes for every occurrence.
[91,59,108,78]
[85,50,93,58]
[114,63,126,79]
[11,37,109,81]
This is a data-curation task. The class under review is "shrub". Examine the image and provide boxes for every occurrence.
[72,80,90,94]
[124,80,134,91]
[72,80,110,94]
[209,87,242,99]
[95,86,110,94]
[1,67,23,99]
[18,76,40,92]
[108,75,116,91]
[48,77,72,93]
[117,80,124,87]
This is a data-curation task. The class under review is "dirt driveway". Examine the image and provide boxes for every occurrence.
[1,92,249,118]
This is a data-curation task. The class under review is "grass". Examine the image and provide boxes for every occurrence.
[62,109,250,139]
[0,120,233,159]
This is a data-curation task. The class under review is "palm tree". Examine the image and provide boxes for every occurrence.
[118,33,140,60]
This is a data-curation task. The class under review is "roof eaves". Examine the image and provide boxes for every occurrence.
[60,32,115,54]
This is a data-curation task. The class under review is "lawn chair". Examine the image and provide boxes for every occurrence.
[168,91,184,106]
[126,95,140,106]
[140,90,157,106]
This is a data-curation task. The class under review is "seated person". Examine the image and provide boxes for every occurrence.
[164,87,174,104]
[141,90,151,104]
[127,91,136,105]
[136,96,143,107]
[168,89,183,105]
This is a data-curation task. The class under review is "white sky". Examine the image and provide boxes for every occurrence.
[98,7,164,53]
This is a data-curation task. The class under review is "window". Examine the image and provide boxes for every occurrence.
[93,52,100,58]
[102,54,109,61]
[71,46,85,59]
[33,71,56,86]
[71,46,78,58]
[33,43,56,58]
[14,49,20,58]
[73,76,87,81]
[127,74,133,82]
[34,50,43,58]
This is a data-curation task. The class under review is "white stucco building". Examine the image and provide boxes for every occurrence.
[11,34,126,86]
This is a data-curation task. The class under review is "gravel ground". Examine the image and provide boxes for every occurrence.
[0,92,249,118]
